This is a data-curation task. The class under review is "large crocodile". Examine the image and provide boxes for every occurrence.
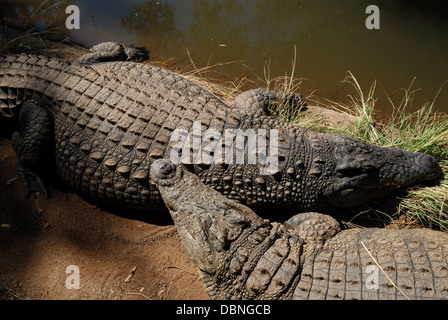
[0,42,442,213]
[151,159,448,300]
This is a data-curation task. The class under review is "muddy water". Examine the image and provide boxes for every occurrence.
[2,0,448,114]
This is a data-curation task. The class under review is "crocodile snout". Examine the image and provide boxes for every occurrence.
[324,133,443,208]
[416,153,443,181]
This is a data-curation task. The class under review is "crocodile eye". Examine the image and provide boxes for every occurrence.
[336,165,374,179]
[336,167,365,178]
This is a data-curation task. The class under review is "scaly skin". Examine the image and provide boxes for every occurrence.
[0,42,442,213]
[151,159,448,300]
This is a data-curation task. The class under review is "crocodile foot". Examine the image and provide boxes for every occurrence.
[17,163,50,198]
[78,42,150,64]
[11,101,53,199]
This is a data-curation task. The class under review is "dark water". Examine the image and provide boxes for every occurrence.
[2,0,448,115]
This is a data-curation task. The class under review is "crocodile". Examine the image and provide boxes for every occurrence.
[0,42,442,213]
[151,159,448,300]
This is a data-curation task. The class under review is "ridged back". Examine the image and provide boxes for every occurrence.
[294,228,448,300]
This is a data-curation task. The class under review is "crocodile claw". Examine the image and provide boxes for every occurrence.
[18,164,50,199]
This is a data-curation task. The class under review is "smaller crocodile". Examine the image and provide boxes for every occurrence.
[150,159,448,300]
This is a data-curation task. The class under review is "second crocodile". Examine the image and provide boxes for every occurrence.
[151,159,448,300]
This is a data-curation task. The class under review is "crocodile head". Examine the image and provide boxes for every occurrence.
[150,159,263,276]
[322,134,443,208]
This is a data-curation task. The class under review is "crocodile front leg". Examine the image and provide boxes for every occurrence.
[284,212,340,243]
[78,42,149,64]
[11,101,53,198]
